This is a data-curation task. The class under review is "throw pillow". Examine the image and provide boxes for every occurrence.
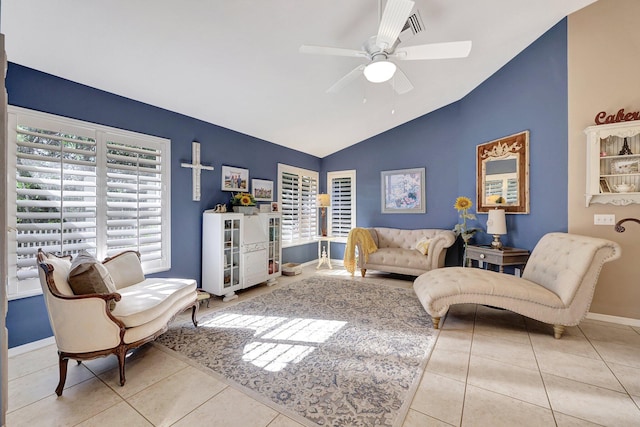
[415,237,431,255]
[102,251,145,289]
[68,251,117,309]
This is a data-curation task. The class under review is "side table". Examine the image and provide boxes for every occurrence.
[465,245,530,274]
[314,236,335,269]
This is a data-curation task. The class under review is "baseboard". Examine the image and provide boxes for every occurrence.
[586,312,640,327]
[8,336,55,357]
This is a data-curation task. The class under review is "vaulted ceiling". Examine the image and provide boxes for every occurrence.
[2,0,596,157]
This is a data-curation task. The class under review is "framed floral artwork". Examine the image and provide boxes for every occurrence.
[381,168,426,214]
[251,179,273,201]
[221,166,248,192]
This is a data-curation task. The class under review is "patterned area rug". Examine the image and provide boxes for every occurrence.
[157,277,437,426]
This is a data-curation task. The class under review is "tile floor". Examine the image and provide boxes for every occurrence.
[7,264,640,426]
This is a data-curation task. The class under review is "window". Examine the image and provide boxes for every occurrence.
[7,106,171,300]
[327,170,356,240]
[278,164,318,246]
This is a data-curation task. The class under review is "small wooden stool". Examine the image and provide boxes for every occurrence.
[196,289,211,308]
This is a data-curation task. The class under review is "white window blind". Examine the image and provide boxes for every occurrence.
[7,107,171,299]
[327,170,356,238]
[278,164,318,245]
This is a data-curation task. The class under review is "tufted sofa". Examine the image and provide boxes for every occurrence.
[37,249,199,395]
[413,233,621,338]
[356,227,456,277]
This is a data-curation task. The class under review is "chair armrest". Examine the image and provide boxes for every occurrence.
[424,230,456,269]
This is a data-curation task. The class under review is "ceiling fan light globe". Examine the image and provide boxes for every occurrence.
[364,60,396,83]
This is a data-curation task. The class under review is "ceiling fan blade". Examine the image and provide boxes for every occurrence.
[389,67,413,94]
[326,65,366,93]
[392,41,472,60]
[376,0,415,50]
[299,45,368,58]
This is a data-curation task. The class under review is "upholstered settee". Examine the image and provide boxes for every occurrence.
[37,249,199,396]
[413,233,621,339]
[356,227,456,277]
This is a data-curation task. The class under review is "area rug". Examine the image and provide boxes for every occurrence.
[156,276,437,427]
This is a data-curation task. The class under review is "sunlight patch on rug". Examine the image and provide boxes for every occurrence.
[157,276,437,427]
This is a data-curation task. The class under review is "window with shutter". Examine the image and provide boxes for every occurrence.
[327,170,356,239]
[7,107,171,299]
[278,164,318,245]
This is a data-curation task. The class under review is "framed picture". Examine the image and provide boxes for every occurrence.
[271,202,279,212]
[221,166,249,192]
[600,177,611,193]
[612,159,640,175]
[381,167,426,214]
[252,179,273,201]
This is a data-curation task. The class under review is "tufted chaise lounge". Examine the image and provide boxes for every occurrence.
[413,233,621,338]
[357,227,456,277]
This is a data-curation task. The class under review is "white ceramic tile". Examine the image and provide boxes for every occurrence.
[433,329,473,353]
[535,349,625,392]
[553,411,605,427]
[410,372,465,426]
[8,361,95,411]
[473,321,531,345]
[6,377,123,427]
[266,414,307,427]
[580,322,640,347]
[590,340,640,368]
[127,365,227,427]
[172,387,279,427]
[608,361,640,396]
[75,401,153,426]
[467,354,549,408]
[8,344,58,381]
[461,384,555,427]
[98,344,189,398]
[402,409,455,427]
[528,325,600,360]
[470,332,538,371]
[425,348,470,383]
[543,373,640,426]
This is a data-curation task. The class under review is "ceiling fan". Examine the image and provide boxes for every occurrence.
[299,0,472,94]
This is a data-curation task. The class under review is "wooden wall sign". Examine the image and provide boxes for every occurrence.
[595,108,640,125]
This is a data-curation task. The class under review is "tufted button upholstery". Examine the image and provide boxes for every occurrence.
[356,227,456,276]
[413,232,621,338]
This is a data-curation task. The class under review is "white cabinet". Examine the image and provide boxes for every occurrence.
[585,121,640,206]
[202,212,281,301]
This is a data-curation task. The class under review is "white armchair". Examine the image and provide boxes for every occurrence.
[37,250,199,395]
[414,233,621,338]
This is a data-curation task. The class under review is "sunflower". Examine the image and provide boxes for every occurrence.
[239,194,253,206]
[231,192,256,206]
[454,196,472,211]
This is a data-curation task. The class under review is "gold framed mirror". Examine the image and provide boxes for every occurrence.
[477,131,529,214]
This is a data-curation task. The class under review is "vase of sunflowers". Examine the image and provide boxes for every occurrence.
[231,192,257,215]
[453,196,481,266]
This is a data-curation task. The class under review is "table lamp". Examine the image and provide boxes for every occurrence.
[486,208,507,249]
[317,193,331,236]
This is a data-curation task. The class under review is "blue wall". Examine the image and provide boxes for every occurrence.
[6,19,569,348]
[6,64,320,347]
[324,19,569,258]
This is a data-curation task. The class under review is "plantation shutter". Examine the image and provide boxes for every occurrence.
[328,171,355,238]
[12,115,98,291]
[105,134,165,271]
[506,178,518,204]
[8,107,171,299]
[278,164,318,244]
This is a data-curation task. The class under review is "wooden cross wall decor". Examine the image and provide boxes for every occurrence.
[180,141,214,201]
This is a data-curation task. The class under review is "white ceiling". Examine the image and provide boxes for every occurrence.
[2,0,596,158]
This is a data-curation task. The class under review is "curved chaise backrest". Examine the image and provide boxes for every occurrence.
[522,233,621,306]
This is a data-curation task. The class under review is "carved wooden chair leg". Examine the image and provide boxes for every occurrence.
[55,354,69,396]
[553,324,565,339]
[432,317,441,329]
[116,347,128,386]
[361,269,367,277]
[191,304,199,327]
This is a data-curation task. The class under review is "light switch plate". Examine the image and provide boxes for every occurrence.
[594,214,615,225]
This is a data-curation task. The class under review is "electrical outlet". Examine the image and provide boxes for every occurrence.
[594,214,616,225]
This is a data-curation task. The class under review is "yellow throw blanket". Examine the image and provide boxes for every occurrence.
[344,228,378,276]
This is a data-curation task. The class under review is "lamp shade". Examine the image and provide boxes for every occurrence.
[317,193,331,208]
[486,209,507,235]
